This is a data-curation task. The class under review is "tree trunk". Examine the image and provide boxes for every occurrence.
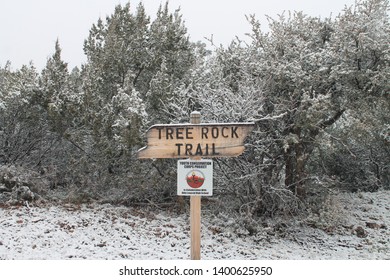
[285,147,295,193]
[284,144,306,198]
[295,142,306,198]
[284,110,345,198]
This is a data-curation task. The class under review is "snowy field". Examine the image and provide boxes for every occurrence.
[0,190,389,260]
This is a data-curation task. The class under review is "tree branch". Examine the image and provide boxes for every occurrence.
[319,109,346,129]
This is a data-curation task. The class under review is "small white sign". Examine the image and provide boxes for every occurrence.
[177,159,213,196]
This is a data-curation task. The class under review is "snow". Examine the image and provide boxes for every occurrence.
[0,190,389,260]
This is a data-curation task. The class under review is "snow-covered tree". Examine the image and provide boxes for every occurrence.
[2,0,387,212]
[39,40,74,136]
[319,0,390,190]
[82,3,150,157]
[0,62,48,166]
[112,73,147,150]
[247,11,343,196]
[137,2,195,123]
[238,0,390,197]
[165,0,389,218]
[69,1,198,201]
[82,1,194,132]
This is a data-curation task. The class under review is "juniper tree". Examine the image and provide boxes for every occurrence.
[0,62,49,166]
[165,0,389,217]
[315,0,390,191]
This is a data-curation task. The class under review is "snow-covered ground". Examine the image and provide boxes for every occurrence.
[0,190,389,260]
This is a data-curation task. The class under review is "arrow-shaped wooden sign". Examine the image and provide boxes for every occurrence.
[138,122,255,159]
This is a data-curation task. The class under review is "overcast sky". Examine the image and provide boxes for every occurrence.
[0,0,357,70]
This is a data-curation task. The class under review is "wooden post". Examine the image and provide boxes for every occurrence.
[190,111,201,260]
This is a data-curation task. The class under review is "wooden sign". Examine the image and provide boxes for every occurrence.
[137,123,255,159]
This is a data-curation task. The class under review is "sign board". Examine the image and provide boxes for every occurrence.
[137,123,255,159]
[177,159,213,196]
[137,112,255,260]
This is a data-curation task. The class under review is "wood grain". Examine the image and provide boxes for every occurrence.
[138,123,255,159]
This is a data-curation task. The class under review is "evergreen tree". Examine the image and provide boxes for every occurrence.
[166,0,389,217]
[82,1,196,148]
[242,0,389,196]
[40,40,71,135]
[317,0,390,190]
[0,62,48,166]
[82,2,150,156]
[145,2,195,123]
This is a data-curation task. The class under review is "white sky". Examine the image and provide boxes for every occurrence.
[0,0,357,70]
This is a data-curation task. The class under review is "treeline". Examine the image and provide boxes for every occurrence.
[0,0,389,217]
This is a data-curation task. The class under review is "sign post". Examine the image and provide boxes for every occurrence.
[138,111,254,260]
[189,111,201,260]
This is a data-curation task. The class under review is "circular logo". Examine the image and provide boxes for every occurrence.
[186,170,205,189]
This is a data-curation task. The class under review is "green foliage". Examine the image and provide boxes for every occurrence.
[166,0,389,216]
[0,0,388,217]
[0,63,49,166]
[73,1,196,200]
